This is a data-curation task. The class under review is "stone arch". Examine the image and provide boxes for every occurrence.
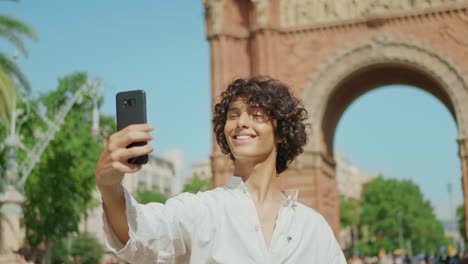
[303,35,468,157]
[301,34,468,237]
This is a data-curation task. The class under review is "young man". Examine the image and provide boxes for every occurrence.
[96,76,346,263]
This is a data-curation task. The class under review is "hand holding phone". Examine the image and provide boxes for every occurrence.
[116,90,149,165]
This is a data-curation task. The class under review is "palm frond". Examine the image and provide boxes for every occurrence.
[0,52,30,91]
[0,26,28,56]
[0,69,15,127]
[0,14,38,42]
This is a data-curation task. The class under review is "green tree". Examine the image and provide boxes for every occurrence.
[70,233,104,264]
[340,195,361,255]
[457,203,466,242]
[136,189,168,204]
[340,195,360,227]
[50,237,70,264]
[21,73,110,263]
[183,174,211,194]
[359,176,447,256]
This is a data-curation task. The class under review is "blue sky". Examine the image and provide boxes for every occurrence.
[2,1,462,221]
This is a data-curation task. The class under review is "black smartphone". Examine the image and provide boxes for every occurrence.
[116,90,148,165]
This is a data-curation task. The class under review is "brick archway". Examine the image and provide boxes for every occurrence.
[203,0,468,238]
[303,35,468,236]
[304,36,468,155]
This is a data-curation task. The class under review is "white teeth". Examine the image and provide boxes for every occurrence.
[236,135,252,140]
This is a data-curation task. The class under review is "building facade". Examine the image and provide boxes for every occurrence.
[335,153,375,249]
[123,153,183,198]
[191,159,212,181]
[335,153,375,200]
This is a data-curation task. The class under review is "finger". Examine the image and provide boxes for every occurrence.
[111,144,154,162]
[109,131,153,150]
[125,124,154,132]
[108,124,153,144]
[111,161,142,174]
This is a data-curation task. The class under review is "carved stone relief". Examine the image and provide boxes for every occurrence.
[280,0,468,27]
[251,0,269,27]
[204,0,227,34]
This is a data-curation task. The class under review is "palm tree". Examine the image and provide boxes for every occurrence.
[0,11,38,126]
[0,14,38,90]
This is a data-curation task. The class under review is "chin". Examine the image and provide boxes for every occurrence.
[232,151,273,161]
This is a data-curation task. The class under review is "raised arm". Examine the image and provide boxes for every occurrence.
[95,124,153,244]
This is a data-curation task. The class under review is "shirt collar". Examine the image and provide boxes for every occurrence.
[224,176,299,202]
[224,175,244,190]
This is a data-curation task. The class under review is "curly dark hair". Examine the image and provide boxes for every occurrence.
[212,76,310,174]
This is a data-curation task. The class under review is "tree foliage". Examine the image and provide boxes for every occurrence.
[50,237,69,264]
[183,174,211,194]
[457,203,466,242]
[340,195,360,227]
[70,233,104,264]
[20,73,110,261]
[135,189,167,204]
[358,176,447,256]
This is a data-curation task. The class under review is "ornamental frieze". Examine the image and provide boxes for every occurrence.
[280,0,468,27]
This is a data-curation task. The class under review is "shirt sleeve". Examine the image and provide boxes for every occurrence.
[102,187,206,263]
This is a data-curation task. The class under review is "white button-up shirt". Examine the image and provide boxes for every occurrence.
[103,176,346,263]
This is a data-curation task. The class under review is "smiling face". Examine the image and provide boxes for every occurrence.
[223,97,278,163]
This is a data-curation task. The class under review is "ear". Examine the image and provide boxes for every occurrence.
[275,137,283,144]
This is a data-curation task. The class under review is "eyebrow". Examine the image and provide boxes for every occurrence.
[228,105,266,112]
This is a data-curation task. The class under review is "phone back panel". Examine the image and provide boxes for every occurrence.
[116,90,147,130]
[115,90,148,165]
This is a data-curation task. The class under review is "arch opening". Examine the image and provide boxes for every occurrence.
[321,64,457,158]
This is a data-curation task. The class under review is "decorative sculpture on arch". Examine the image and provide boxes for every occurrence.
[204,0,227,35]
[251,0,269,28]
[280,0,468,27]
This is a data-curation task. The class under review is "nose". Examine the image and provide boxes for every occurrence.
[236,111,250,128]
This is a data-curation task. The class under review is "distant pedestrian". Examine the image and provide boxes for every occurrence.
[13,248,35,264]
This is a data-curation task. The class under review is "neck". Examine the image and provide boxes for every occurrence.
[233,152,284,204]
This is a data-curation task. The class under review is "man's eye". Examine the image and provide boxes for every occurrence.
[227,113,239,119]
[251,113,266,122]
[252,110,265,117]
